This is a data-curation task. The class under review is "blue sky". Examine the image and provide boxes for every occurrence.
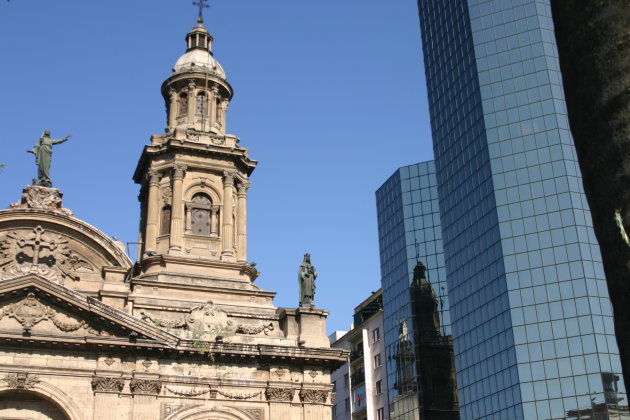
[0,0,434,334]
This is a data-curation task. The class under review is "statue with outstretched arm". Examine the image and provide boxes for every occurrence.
[27,130,71,187]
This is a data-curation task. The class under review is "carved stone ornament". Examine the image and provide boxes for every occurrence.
[210,136,225,145]
[0,292,97,334]
[130,379,162,395]
[142,301,275,340]
[0,226,93,282]
[166,385,211,397]
[235,322,274,335]
[161,186,173,204]
[92,376,124,393]
[331,392,336,403]
[216,389,261,400]
[299,389,328,404]
[8,185,73,216]
[2,373,40,390]
[265,387,294,402]
[234,407,263,420]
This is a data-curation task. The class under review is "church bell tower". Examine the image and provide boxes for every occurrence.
[133,14,257,281]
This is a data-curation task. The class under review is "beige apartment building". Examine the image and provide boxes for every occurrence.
[331,290,389,420]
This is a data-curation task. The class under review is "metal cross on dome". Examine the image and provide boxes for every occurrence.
[193,0,210,24]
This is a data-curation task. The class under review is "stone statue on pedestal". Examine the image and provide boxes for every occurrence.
[27,130,72,188]
[298,253,317,307]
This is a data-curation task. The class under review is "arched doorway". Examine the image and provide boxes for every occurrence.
[0,390,70,420]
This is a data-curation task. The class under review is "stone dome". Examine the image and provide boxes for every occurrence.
[173,48,226,79]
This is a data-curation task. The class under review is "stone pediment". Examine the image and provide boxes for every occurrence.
[0,210,133,285]
[0,274,178,345]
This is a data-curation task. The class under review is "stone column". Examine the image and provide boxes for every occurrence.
[185,203,192,233]
[210,206,219,236]
[236,181,250,262]
[144,170,160,255]
[209,85,219,128]
[187,81,196,127]
[168,88,177,129]
[169,164,186,252]
[221,170,236,261]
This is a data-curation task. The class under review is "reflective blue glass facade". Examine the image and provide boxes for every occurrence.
[376,162,450,420]
[418,1,627,419]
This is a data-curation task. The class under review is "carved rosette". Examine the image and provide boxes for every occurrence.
[265,387,294,402]
[161,185,173,205]
[2,373,40,390]
[92,376,124,393]
[299,389,328,404]
[130,379,162,395]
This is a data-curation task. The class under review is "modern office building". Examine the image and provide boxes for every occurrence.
[417,1,628,419]
[330,290,389,420]
[376,162,458,420]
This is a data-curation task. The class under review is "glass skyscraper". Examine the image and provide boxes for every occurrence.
[417,0,627,419]
[376,161,451,419]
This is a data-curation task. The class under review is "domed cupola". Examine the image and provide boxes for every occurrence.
[161,14,232,134]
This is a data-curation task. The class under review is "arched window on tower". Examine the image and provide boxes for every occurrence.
[160,206,171,236]
[196,92,207,115]
[178,94,188,116]
[190,193,212,235]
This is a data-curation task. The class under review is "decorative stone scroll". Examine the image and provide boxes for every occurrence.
[8,185,73,216]
[92,376,124,393]
[235,322,274,335]
[299,389,328,404]
[0,226,93,282]
[142,301,275,340]
[130,379,162,395]
[0,292,97,334]
[2,373,40,389]
[265,387,294,402]
[166,385,211,397]
[216,389,261,400]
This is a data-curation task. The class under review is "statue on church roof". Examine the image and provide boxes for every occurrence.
[298,253,317,308]
[27,130,72,188]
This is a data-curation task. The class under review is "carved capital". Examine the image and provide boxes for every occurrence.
[211,205,220,215]
[147,170,160,186]
[237,181,251,197]
[2,373,39,390]
[299,389,328,404]
[223,171,236,187]
[212,84,220,95]
[172,164,187,181]
[187,80,196,92]
[130,379,162,395]
[265,387,294,402]
[92,376,124,393]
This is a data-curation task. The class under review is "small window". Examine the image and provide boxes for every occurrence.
[377,407,384,420]
[344,398,350,411]
[374,353,382,368]
[373,327,381,342]
[160,206,171,236]
[376,380,383,395]
[190,193,212,235]
[343,373,349,386]
[332,404,337,417]
[332,381,336,392]
[196,92,207,115]
[178,94,188,116]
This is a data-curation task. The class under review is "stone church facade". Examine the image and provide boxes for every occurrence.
[0,16,344,420]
